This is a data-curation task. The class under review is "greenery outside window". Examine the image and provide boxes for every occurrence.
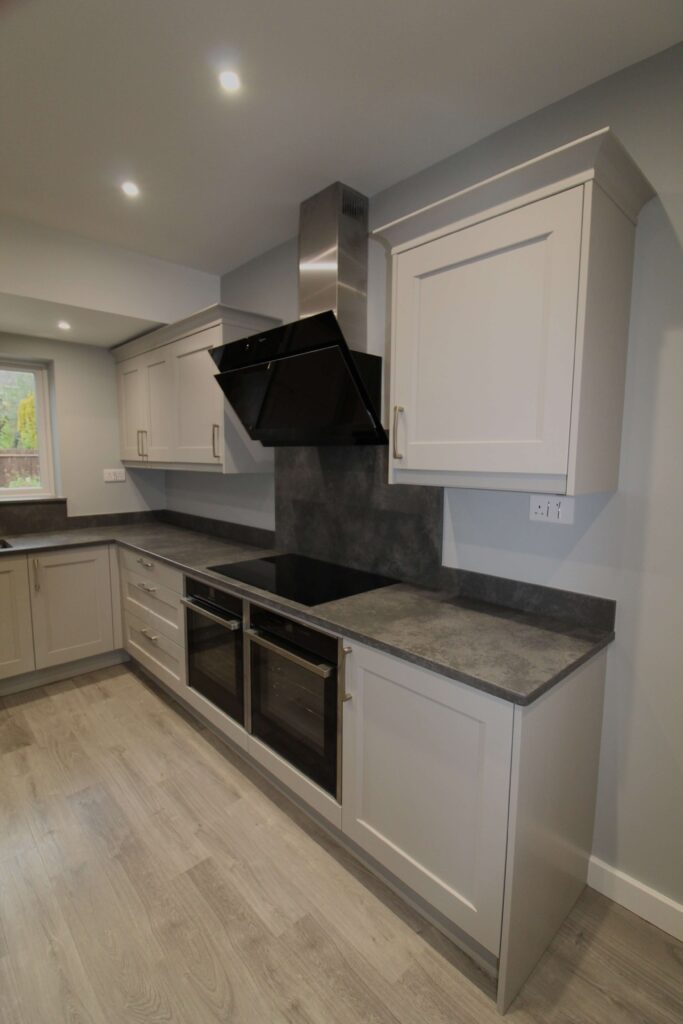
[0,361,55,499]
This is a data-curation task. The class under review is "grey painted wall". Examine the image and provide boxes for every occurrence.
[168,44,683,904]
[0,332,165,516]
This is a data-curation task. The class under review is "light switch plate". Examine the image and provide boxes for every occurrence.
[103,468,126,482]
[529,494,575,524]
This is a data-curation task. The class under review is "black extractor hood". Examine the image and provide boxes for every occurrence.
[211,183,388,447]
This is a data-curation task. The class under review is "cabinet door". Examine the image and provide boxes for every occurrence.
[117,358,146,461]
[30,547,114,669]
[342,642,513,954]
[392,187,583,476]
[0,555,35,680]
[141,348,174,461]
[173,326,223,465]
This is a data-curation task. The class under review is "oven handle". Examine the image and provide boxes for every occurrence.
[181,596,241,631]
[245,627,334,679]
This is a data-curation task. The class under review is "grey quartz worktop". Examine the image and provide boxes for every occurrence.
[1,523,612,705]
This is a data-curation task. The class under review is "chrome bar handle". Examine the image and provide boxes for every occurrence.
[392,405,404,460]
[137,557,154,569]
[33,558,40,592]
[340,644,353,702]
[246,627,333,679]
[136,430,142,457]
[140,627,159,644]
[141,430,148,458]
[212,423,220,459]
[137,582,157,594]
[181,596,241,631]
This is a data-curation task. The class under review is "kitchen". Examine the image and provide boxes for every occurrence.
[1,4,682,1021]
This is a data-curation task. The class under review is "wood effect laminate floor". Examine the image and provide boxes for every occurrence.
[1,665,682,1024]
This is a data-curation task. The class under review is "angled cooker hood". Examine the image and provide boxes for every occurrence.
[211,183,387,446]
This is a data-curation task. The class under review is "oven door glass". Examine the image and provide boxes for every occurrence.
[249,638,337,795]
[186,604,244,724]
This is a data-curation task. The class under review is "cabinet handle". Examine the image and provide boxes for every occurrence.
[136,557,154,569]
[141,628,159,644]
[212,423,220,459]
[137,582,157,594]
[141,430,148,458]
[340,644,353,702]
[33,558,40,592]
[392,405,405,460]
[136,430,142,457]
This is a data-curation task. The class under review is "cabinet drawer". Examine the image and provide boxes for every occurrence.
[124,610,186,697]
[119,547,182,594]
[122,570,183,645]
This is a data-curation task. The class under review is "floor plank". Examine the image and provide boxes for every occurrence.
[1,663,681,1024]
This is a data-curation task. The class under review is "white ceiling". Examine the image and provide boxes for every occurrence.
[1,0,682,275]
[0,293,162,348]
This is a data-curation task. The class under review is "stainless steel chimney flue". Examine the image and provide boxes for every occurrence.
[298,182,369,353]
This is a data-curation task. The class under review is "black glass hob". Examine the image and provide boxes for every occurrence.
[208,553,396,607]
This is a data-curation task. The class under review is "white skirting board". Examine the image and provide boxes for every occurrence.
[588,856,683,942]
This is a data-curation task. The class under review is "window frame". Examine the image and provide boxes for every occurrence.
[0,359,55,500]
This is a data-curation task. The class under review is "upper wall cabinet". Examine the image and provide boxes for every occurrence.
[375,129,654,494]
[115,305,279,474]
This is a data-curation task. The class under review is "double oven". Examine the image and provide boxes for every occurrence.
[182,578,343,799]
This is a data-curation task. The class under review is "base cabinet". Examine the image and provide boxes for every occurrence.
[342,642,513,954]
[0,555,35,680]
[30,546,114,670]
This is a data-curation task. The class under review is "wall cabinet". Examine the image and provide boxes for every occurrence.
[342,642,513,953]
[30,546,114,669]
[377,129,653,494]
[0,555,35,680]
[115,304,279,473]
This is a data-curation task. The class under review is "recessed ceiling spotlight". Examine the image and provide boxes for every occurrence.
[57,320,71,330]
[121,180,140,198]
[219,69,241,93]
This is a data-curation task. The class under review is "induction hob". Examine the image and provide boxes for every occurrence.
[208,553,396,607]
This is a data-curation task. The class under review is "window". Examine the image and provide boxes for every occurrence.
[0,362,54,499]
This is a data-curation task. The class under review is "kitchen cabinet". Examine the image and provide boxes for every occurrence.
[341,639,607,1012]
[116,346,174,462]
[342,641,513,953]
[115,304,279,473]
[0,555,35,680]
[376,128,653,494]
[30,546,114,669]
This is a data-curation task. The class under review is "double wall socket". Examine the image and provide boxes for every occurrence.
[529,494,575,525]
[103,468,126,482]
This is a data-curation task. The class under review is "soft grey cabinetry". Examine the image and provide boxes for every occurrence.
[29,546,114,669]
[0,554,35,680]
[376,129,654,494]
[115,304,279,473]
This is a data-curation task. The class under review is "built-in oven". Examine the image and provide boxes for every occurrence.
[182,579,244,725]
[246,606,341,799]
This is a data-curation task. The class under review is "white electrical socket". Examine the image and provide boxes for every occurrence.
[529,494,575,525]
[103,468,126,482]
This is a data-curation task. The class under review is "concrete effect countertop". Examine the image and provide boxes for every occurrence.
[1,523,612,705]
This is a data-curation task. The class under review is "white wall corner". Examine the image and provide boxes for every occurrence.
[588,856,683,942]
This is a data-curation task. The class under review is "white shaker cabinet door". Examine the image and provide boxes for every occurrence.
[30,546,114,669]
[391,187,583,476]
[117,358,146,461]
[173,326,224,465]
[342,642,513,954]
[0,555,35,680]
[141,347,174,461]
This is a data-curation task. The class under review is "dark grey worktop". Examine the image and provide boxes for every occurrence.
[0,523,613,705]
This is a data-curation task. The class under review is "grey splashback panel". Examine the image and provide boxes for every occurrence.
[275,445,443,581]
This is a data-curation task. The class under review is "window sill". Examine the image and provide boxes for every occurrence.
[0,495,63,506]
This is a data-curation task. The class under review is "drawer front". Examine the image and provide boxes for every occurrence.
[119,547,182,594]
[124,610,186,697]
[122,570,183,644]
